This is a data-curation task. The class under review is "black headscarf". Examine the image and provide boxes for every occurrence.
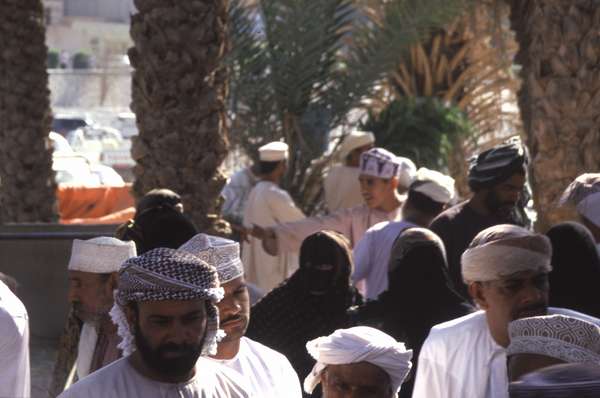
[546,222,600,318]
[118,205,198,254]
[352,228,473,398]
[245,231,362,396]
[468,136,528,192]
[509,363,600,398]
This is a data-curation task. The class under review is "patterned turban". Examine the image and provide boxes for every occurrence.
[559,173,600,229]
[360,147,416,184]
[304,326,413,395]
[109,248,224,357]
[462,224,552,283]
[508,315,600,364]
[179,234,244,284]
[468,136,528,191]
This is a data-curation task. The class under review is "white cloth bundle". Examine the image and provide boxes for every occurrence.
[68,237,137,274]
[411,167,456,204]
[461,224,552,283]
[304,326,412,395]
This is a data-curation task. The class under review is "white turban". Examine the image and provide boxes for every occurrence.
[508,315,600,364]
[259,141,288,162]
[179,233,244,284]
[304,326,413,395]
[560,173,600,228]
[461,224,552,283]
[338,131,375,161]
[411,167,456,204]
[68,237,137,274]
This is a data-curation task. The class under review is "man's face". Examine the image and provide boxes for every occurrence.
[129,299,208,379]
[68,270,114,323]
[472,271,549,345]
[508,353,564,382]
[359,175,395,209]
[216,276,250,344]
[485,173,526,219]
[322,362,393,398]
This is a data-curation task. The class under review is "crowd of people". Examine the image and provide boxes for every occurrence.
[2,132,600,398]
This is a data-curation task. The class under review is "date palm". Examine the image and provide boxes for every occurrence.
[130,0,230,233]
[508,0,600,230]
[0,0,57,222]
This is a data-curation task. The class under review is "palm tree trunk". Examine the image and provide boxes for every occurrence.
[509,0,600,231]
[0,0,58,223]
[130,0,230,233]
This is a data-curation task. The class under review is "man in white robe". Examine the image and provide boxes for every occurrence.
[66,237,137,380]
[181,234,302,397]
[0,279,30,398]
[222,165,259,226]
[323,131,375,211]
[59,248,249,398]
[353,168,455,299]
[242,141,305,293]
[560,173,600,254]
[253,148,412,258]
[412,224,596,398]
[304,326,413,398]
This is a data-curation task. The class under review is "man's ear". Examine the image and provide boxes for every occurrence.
[468,282,490,310]
[108,272,119,292]
[389,176,400,190]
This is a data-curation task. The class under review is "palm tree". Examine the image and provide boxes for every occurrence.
[228,0,467,213]
[0,0,57,223]
[130,0,230,233]
[508,0,600,231]
[377,1,520,197]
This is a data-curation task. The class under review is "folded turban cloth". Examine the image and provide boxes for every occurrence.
[109,248,224,357]
[509,363,600,398]
[179,234,244,284]
[68,237,136,274]
[359,147,416,185]
[462,224,552,283]
[411,167,456,204]
[304,326,413,395]
[468,136,528,191]
[559,173,600,229]
[338,131,375,161]
[508,315,600,364]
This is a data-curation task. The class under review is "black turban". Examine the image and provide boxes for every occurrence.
[468,137,528,191]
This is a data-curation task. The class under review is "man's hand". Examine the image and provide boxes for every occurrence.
[251,225,267,240]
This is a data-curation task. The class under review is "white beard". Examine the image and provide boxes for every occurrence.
[76,322,98,379]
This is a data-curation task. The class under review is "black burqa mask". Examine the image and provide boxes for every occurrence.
[299,231,352,296]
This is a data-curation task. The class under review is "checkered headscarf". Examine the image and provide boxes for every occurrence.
[110,248,224,357]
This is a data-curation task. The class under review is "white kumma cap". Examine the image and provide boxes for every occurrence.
[258,141,289,162]
[68,237,137,274]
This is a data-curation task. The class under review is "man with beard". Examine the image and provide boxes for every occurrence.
[304,327,413,398]
[412,225,555,398]
[65,238,136,381]
[430,137,529,300]
[58,248,249,398]
[180,234,302,397]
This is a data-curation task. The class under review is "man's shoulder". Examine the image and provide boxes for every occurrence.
[430,201,471,230]
[242,337,291,364]
[59,358,128,397]
[427,311,487,341]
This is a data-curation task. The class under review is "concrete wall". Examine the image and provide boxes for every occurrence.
[0,224,117,339]
[49,69,131,110]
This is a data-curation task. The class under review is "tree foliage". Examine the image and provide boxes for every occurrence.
[227,0,467,213]
[360,97,474,170]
